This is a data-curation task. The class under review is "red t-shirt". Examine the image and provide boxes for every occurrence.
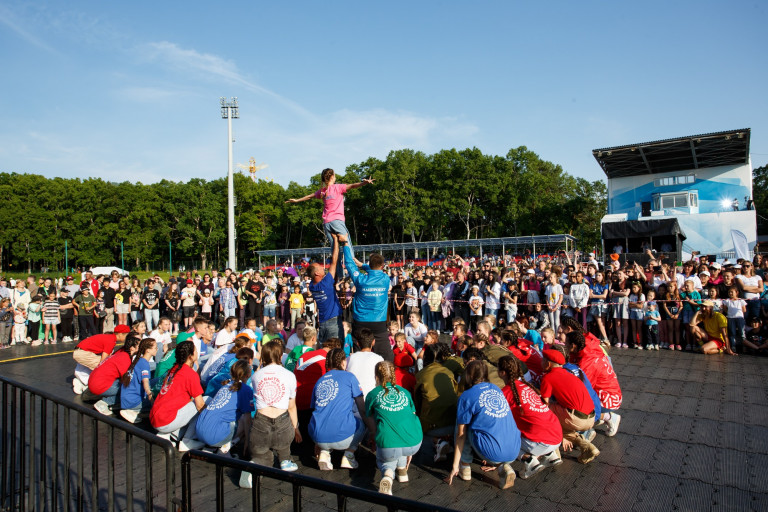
[508,339,544,380]
[572,332,622,409]
[503,380,562,445]
[150,365,203,428]
[88,351,131,395]
[78,333,117,355]
[294,349,327,410]
[540,367,594,415]
[395,368,416,395]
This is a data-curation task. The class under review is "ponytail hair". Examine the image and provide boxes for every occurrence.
[225,360,253,392]
[374,361,399,396]
[325,348,346,371]
[497,355,539,413]
[163,340,195,389]
[120,337,156,387]
[228,335,249,354]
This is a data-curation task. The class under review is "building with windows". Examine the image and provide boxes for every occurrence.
[594,129,756,263]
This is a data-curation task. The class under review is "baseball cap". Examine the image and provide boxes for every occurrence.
[114,325,130,334]
[176,332,194,343]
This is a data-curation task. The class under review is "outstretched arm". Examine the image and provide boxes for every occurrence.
[285,192,315,204]
[346,178,375,191]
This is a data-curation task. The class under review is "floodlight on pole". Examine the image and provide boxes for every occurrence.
[221,97,239,271]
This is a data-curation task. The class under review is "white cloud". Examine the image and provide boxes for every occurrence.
[0,4,59,54]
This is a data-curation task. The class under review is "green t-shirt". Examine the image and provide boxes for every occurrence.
[152,351,177,394]
[285,345,312,372]
[365,384,423,449]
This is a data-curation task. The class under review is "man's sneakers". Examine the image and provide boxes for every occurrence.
[62,336,73,342]
[541,450,563,467]
[379,470,394,495]
[520,457,546,480]
[318,450,333,470]
[434,440,451,462]
[239,471,252,489]
[340,451,358,469]
[93,400,112,416]
[498,463,516,489]
[605,412,621,437]
[72,378,86,395]
[280,460,298,472]
[119,408,140,424]
[178,438,205,452]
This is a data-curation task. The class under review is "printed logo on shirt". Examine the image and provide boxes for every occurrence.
[519,385,548,414]
[374,387,409,412]
[207,387,233,411]
[479,388,509,419]
[257,375,286,406]
[314,377,339,408]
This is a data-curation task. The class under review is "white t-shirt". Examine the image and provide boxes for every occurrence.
[213,328,236,347]
[722,298,746,319]
[404,323,428,344]
[735,275,762,300]
[285,333,303,352]
[485,282,501,310]
[346,351,384,397]
[252,364,297,410]
[149,329,172,346]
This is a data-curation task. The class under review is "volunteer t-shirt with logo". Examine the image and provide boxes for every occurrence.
[365,384,422,449]
[308,370,362,444]
[502,380,562,446]
[456,382,520,464]
[195,383,254,446]
[252,364,297,411]
[120,357,152,409]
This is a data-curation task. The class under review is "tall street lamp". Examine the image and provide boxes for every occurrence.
[220,97,239,271]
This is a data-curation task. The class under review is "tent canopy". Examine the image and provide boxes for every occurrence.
[601,218,686,241]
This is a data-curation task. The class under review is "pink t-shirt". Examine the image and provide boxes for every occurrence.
[314,183,348,223]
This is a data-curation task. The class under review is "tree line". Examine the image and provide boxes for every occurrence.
[0,146,607,273]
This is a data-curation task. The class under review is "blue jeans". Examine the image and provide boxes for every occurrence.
[318,315,343,345]
[377,442,422,474]
[323,220,352,279]
[223,306,236,319]
[485,307,499,324]
[728,316,745,349]
[316,417,366,452]
[264,304,276,319]
[83,379,121,407]
[459,431,511,466]
[144,309,159,331]
[427,309,441,331]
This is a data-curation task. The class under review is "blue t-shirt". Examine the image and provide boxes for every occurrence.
[309,272,342,324]
[204,357,241,397]
[524,329,543,351]
[343,333,354,357]
[344,246,390,322]
[563,362,602,423]
[590,282,608,303]
[308,370,363,444]
[456,382,520,464]
[195,383,254,446]
[200,353,236,388]
[120,358,152,409]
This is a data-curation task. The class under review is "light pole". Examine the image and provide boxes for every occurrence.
[220,97,239,271]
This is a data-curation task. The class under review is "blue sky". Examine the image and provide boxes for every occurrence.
[1,1,766,187]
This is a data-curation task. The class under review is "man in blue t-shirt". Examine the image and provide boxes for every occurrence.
[340,234,393,362]
[309,234,344,345]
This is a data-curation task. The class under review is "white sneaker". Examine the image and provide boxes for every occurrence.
[498,463,516,489]
[520,457,545,479]
[379,471,394,495]
[396,467,408,483]
[93,400,112,416]
[318,450,333,470]
[120,408,140,424]
[218,441,232,454]
[540,450,563,467]
[434,440,451,462]
[340,452,358,469]
[605,412,621,437]
[63,336,72,342]
[239,471,252,489]
[72,378,86,395]
[178,438,205,452]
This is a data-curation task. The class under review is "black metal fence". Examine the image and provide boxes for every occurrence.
[181,450,457,512]
[0,375,177,512]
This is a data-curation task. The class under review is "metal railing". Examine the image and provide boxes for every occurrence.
[181,450,458,512]
[0,375,178,512]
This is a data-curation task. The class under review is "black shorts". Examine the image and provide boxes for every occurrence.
[182,306,195,318]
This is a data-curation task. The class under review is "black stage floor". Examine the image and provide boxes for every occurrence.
[1,343,767,511]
